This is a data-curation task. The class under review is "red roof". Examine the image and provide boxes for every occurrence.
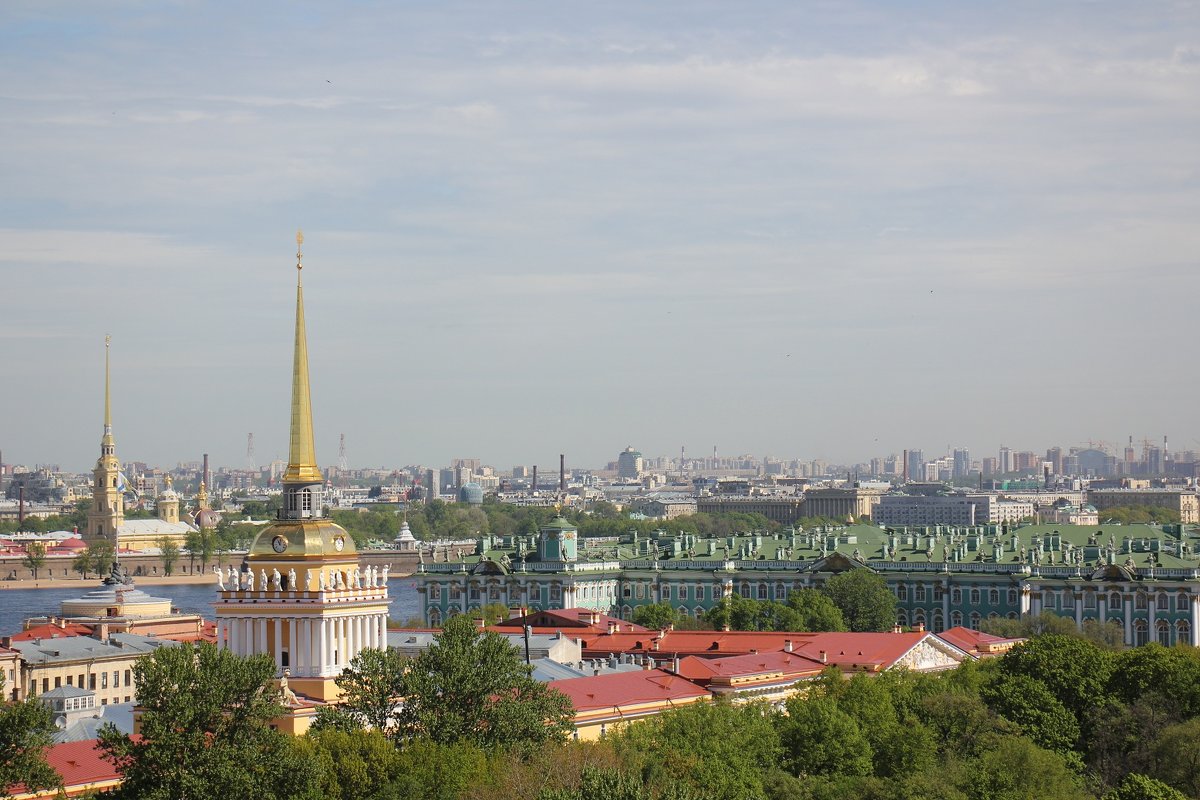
[10,623,94,642]
[938,626,1022,657]
[549,668,710,712]
[7,738,122,798]
[674,650,825,685]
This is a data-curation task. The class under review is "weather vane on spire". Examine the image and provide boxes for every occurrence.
[296,229,304,271]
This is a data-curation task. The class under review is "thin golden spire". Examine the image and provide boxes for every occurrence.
[283,230,323,484]
[102,335,114,447]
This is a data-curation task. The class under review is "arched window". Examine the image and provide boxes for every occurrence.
[969,612,981,631]
[1157,593,1170,611]
[1134,619,1148,647]
[775,582,786,599]
[1135,592,1148,610]
[1109,592,1122,611]
[1008,588,1018,605]
[1178,620,1191,645]
[951,611,963,627]
[1157,619,1171,646]
[428,608,442,626]
[896,610,909,627]
[987,612,999,620]
[739,582,751,598]
[694,606,705,619]
[951,587,962,604]
[1084,592,1097,609]
[1006,612,1018,620]
[621,605,632,620]
[897,583,908,601]
[913,609,926,627]
[1062,591,1074,609]
[932,611,944,632]
[989,588,1000,605]
[757,583,768,600]
[970,588,981,604]
[915,584,927,602]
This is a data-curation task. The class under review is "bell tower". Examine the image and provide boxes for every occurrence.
[87,336,124,542]
[213,233,390,730]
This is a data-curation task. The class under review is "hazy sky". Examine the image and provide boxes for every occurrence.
[2,1,1198,473]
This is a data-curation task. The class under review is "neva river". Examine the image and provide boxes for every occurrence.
[0,579,423,636]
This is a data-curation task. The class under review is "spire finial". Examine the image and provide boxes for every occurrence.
[283,233,323,484]
[102,335,114,444]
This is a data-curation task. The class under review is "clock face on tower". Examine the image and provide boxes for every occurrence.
[333,536,345,552]
[272,536,287,553]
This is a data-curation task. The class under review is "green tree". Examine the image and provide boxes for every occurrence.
[1103,774,1188,800]
[981,673,1081,759]
[21,542,47,581]
[0,676,61,798]
[1149,717,1200,798]
[997,634,1113,719]
[73,547,94,579]
[156,537,180,576]
[312,647,406,740]
[780,694,874,778]
[393,615,574,749]
[478,603,511,626]
[632,602,683,631]
[1108,644,1200,717]
[87,539,115,579]
[703,596,804,632]
[786,588,847,632]
[971,736,1089,800]
[377,738,493,800]
[820,569,897,632]
[298,728,399,800]
[613,700,780,800]
[97,642,320,800]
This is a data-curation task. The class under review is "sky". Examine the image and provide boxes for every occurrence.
[1,1,1199,474]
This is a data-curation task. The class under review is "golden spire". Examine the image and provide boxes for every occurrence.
[102,335,115,449]
[283,230,323,484]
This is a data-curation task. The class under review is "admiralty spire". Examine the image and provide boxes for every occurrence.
[214,232,390,730]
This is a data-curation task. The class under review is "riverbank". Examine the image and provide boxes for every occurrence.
[0,573,216,591]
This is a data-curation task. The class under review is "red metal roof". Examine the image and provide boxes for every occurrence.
[549,668,710,712]
[674,650,826,684]
[6,738,123,798]
[10,623,94,642]
[937,626,1022,656]
[490,608,649,634]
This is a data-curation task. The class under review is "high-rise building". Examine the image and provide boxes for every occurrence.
[617,446,643,479]
[905,450,924,483]
[952,448,970,479]
[998,446,1013,475]
[214,235,389,732]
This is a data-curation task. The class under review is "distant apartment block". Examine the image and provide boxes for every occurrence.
[1087,488,1200,524]
[695,495,806,525]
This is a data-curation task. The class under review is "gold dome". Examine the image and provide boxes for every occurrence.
[248,519,358,561]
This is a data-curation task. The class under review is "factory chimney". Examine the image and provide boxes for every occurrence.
[559,454,566,492]
[531,465,538,496]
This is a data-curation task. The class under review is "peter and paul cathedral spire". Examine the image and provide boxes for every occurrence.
[88,335,125,541]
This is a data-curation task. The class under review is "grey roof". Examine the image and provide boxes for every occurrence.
[53,702,135,744]
[11,632,177,665]
[40,685,93,699]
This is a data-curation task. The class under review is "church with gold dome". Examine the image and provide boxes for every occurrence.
[212,233,390,734]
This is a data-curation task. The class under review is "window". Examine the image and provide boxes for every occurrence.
[1109,592,1122,611]
[623,585,631,598]
[1157,620,1171,646]
[89,674,96,690]
[101,673,108,689]
[66,675,73,686]
[468,586,480,601]
[757,584,767,600]
[739,583,750,598]
[915,584,927,602]
[913,609,926,627]
[430,584,441,600]
[54,677,61,689]
[1178,620,1191,644]
[989,588,999,605]
[969,612,981,631]
[951,611,963,627]
[1134,620,1148,647]
[1085,592,1097,609]
[951,588,962,604]
[113,671,120,688]
[1157,593,1169,611]
[897,584,908,601]
[970,588,981,604]
[1062,592,1074,609]
[1135,593,1148,610]
[1008,588,1018,605]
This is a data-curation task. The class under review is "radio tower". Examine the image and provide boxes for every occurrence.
[246,433,255,470]
[338,433,348,471]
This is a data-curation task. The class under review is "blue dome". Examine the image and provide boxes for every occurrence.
[459,483,484,505]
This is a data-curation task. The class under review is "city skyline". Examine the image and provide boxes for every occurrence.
[2,2,1198,471]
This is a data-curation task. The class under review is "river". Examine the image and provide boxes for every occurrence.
[0,580,423,636]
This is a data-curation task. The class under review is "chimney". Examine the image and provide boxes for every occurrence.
[607,621,617,634]
[531,465,538,496]
[818,650,827,664]
[784,640,793,652]
[202,453,210,491]
[97,623,110,643]
[18,486,24,525]
[672,656,681,673]
[916,622,925,633]
[893,623,903,634]
[559,454,566,492]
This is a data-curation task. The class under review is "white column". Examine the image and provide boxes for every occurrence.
[273,620,283,671]
[318,619,328,676]
[1148,593,1156,640]
[1191,596,1200,647]
[1075,594,1083,629]
[227,618,237,654]
[288,619,297,670]
[1124,597,1133,645]
[257,618,267,654]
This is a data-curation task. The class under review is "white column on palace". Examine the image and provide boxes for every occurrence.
[318,618,328,676]
[257,618,267,654]
[273,620,283,670]
[288,619,298,669]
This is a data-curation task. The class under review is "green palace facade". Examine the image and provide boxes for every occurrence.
[415,516,1200,648]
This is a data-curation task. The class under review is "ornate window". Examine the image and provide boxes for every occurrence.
[1008,588,1018,605]
[1084,592,1097,609]
[1157,620,1171,646]
[1157,593,1169,611]
[757,583,768,600]
[951,611,963,627]
[1135,592,1148,610]
[897,583,908,601]
[970,588,981,604]
[969,612,981,631]
[1109,592,1122,611]
[1134,620,1148,647]
[951,587,962,604]
[989,588,1000,605]
[915,584,927,602]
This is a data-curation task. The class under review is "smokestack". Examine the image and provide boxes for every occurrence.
[559,454,566,492]
[531,465,538,496]
[18,486,25,525]
[203,453,210,490]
